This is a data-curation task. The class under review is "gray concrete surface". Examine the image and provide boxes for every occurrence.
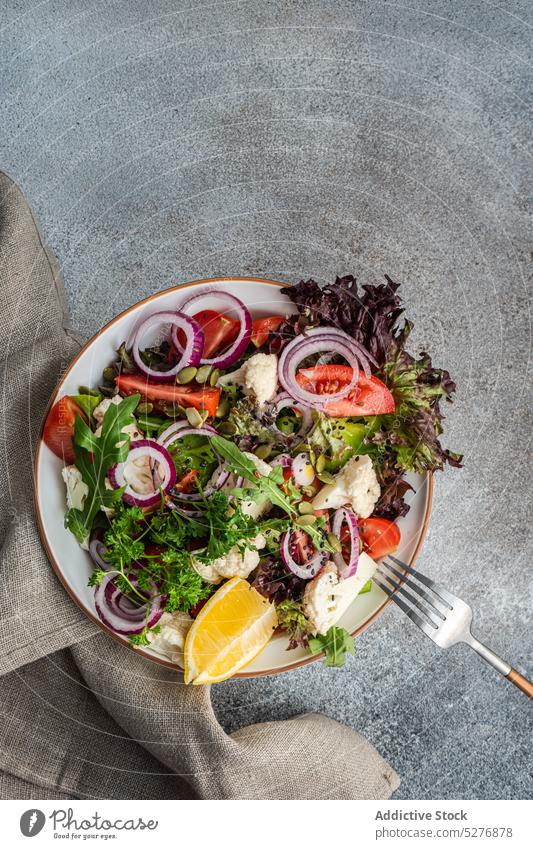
[1,1,531,799]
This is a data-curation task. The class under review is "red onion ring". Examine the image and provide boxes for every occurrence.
[175,291,252,368]
[157,422,216,450]
[280,531,327,581]
[278,328,374,409]
[332,507,359,580]
[109,439,176,508]
[269,392,313,435]
[279,331,359,408]
[132,310,204,382]
[89,529,110,570]
[95,572,165,635]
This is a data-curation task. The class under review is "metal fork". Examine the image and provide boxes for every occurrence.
[373,555,533,699]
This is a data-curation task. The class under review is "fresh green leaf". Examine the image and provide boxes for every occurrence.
[87,568,108,588]
[308,626,355,667]
[64,394,140,543]
[275,599,312,649]
[211,435,296,516]
[306,412,378,471]
[72,393,103,420]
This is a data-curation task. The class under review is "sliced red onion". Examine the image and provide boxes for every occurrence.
[132,310,204,382]
[332,507,359,580]
[89,529,110,570]
[176,291,252,368]
[171,461,230,502]
[292,452,315,487]
[278,328,375,409]
[109,439,176,508]
[270,392,313,435]
[156,423,228,501]
[280,531,327,581]
[167,500,204,519]
[270,453,292,469]
[95,572,165,635]
[157,422,216,451]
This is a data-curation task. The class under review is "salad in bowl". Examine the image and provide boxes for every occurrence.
[40,275,461,683]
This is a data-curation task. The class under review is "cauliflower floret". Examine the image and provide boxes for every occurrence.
[147,611,192,665]
[218,353,278,407]
[311,454,380,517]
[302,552,378,635]
[191,534,265,585]
[240,452,272,519]
[62,465,88,511]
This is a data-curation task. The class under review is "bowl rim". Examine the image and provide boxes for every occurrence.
[34,275,433,679]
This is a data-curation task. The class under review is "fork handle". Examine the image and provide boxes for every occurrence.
[506,669,533,699]
[467,635,532,699]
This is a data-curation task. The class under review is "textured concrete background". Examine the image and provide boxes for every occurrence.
[1,1,531,799]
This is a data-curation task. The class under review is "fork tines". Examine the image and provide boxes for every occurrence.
[374,555,455,637]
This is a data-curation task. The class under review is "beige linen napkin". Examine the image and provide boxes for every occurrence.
[0,171,400,800]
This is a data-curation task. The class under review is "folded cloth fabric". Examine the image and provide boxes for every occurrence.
[0,171,400,800]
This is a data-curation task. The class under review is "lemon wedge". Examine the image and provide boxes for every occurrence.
[183,577,278,684]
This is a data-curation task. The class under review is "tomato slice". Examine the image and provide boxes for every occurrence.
[251,315,284,348]
[358,517,401,559]
[42,396,87,463]
[292,528,315,564]
[115,374,221,418]
[193,310,240,358]
[296,365,395,417]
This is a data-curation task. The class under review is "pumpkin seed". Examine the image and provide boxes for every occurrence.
[295,514,317,527]
[78,385,100,397]
[209,368,220,387]
[136,401,153,415]
[317,471,336,485]
[176,366,198,385]
[315,454,327,474]
[185,407,203,428]
[215,397,230,418]
[327,532,343,553]
[195,365,212,384]
[254,444,272,461]
[301,485,316,497]
[218,421,237,436]
[298,501,315,515]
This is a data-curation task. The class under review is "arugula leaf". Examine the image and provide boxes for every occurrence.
[210,435,296,516]
[308,626,355,667]
[65,394,140,543]
[72,393,103,420]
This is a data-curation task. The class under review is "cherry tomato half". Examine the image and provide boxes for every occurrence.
[43,396,87,464]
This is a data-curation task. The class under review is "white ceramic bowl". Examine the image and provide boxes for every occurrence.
[35,277,432,677]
